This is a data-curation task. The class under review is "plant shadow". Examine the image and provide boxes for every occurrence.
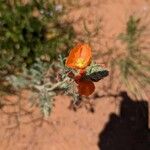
[98,91,150,150]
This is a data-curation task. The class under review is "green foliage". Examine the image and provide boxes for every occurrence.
[0,0,75,116]
[0,0,74,73]
[6,57,66,116]
[118,16,145,55]
[116,15,150,98]
[39,88,55,116]
[83,62,109,82]
[6,59,50,89]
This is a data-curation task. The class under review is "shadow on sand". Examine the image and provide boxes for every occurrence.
[98,91,150,150]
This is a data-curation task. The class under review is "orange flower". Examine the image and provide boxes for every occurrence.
[77,80,95,96]
[65,43,92,69]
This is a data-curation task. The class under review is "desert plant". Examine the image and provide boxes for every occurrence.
[0,0,76,116]
[0,0,74,76]
[6,43,109,116]
[112,15,150,99]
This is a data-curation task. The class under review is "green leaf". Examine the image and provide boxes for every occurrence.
[83,62,109,82]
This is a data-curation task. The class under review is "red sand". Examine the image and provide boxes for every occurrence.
[0,0,150,149]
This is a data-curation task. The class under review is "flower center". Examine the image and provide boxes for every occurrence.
[75,58,86,68]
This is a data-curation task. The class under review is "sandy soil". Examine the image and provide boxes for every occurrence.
[0,0,150,150]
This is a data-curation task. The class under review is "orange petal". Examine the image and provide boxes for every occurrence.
[73,70,86,84]
[65,43,92,69]
[77,80,95,96]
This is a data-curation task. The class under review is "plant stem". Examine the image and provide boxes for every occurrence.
[47,78,68,91]
[34,78,68,92]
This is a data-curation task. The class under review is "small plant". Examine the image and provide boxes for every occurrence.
[65,43,108,96]
[112,15,150,99]
[0,0,74,76]
[7,43,109,116]
[0,0,76,116]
